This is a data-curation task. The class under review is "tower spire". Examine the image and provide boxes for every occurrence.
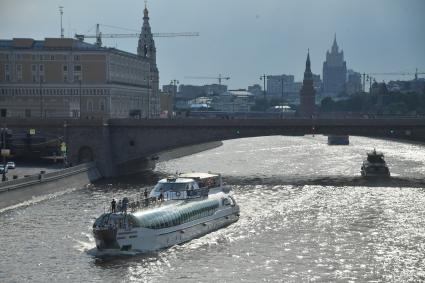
[138,1,156,58]
[304,49,312,79]
[332,33,338,52]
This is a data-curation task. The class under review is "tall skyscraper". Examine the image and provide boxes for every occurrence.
[299,51,316,116]
[322,35,347,97]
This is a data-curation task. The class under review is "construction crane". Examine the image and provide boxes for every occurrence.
[367,69,425,80]
[75,24,199,47]
[361,69,424,91]
[185,74,231,85]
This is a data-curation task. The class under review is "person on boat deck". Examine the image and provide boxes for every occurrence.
[159,189,164,202]
[122,197,129,212]
[111,199,116,213]
[144,188,148,199]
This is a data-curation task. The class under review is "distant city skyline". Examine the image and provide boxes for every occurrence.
[1,0,424,89]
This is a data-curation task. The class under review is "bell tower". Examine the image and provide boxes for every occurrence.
[137,1,159,117]
[138,1,157,66]
[299,50,316,116]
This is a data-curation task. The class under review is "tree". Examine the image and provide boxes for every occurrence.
[320,97,334,112]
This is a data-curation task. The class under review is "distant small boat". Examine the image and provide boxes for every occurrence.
[361,149,390,178]
[327,135,349,145]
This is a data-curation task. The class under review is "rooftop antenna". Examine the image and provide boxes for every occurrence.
[59,6,64,38]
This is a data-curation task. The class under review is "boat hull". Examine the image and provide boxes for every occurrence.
[361,166,390,178]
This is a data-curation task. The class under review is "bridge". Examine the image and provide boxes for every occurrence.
[1,118,425,177]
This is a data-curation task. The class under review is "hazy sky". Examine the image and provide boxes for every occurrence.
[1,0,424,89]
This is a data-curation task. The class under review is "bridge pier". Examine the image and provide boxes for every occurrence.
[67,123,116,177]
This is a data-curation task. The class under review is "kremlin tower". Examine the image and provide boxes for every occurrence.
[299,50,316,116]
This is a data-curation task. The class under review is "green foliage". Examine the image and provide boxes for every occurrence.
[251,98,268,111]
[320,92,425,115]
[251,97,287,111]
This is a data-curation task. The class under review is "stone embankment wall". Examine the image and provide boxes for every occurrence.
[0,162,101,210]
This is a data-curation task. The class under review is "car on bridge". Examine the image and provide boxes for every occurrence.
[6,162,16,169]
[0,165,8,174]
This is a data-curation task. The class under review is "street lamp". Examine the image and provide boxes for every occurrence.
[79,79,82,118]
[62,121,67,168]
[280,77,285,105]
[39,80,43,119]
[147,76,151,119]
[259,74,268,112]
[1,126,8,182]
[170,79,179,118]
[259,74,267,100]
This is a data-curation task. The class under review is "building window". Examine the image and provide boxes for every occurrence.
[39,64,44,72]
[64,75,68,82]
[100,100,105,111]
[74,55,80,61]
[50,55,55,60]
[25,109,31,118]
[87,100,93,112]
[16,54,22,60]
[5,64,9,71]
[5,74,10,82]
[32,75,37,83]
[74,65,82,72]
[32,64,37,72]
[63,65,68,72]
[16,64,22,82]
[39,75,44,82]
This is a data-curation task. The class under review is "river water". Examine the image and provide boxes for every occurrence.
[1,135,425,282]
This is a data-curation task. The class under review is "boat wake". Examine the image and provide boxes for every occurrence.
[87,248,142,259]
[223,175,425,188]
[0,187,79,214]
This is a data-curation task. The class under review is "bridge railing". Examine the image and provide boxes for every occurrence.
[0,162,96,193]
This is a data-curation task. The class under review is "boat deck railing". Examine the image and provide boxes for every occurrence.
[111,188,211,214]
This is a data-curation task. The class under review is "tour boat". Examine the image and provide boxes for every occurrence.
[149,172,230,200]
[360,149,390,177]
[327,135,349,145]
[92,173,239,254]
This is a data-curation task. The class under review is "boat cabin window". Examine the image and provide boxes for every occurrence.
[153,182,197,193]
[134,200,221,229]
[198,177,220,188]
[367,154,385,163]
[222,198,231,206]
[127,215,140,228]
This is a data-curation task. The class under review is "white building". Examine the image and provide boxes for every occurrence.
[211,90,255,112]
